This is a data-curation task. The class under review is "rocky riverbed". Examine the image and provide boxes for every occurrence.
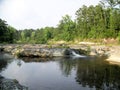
[0,44,120,63]
[0,75,28,90]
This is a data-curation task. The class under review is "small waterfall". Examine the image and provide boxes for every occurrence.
[70,50,86,58]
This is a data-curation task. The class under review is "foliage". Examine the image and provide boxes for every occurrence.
[0,19,17,43]
[0,0,120,44]
[55,15,76,41]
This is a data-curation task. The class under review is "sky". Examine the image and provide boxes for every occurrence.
[0,0,100,30]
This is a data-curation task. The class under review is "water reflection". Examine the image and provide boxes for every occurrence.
[0,59,7,71]
[58,56,120,90]
[59,58,76,77]
[0,53,12,71]
[0,55,120,90]
[20,57,54,62]
[75,59,120,90]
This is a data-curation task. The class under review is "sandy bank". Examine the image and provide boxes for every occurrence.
[106,46,120,63]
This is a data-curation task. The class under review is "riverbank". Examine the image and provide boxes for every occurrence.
[105,46,120,63]
[69,44,120,63]
[0,44,120,63]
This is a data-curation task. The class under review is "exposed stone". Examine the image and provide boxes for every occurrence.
[79,42,97,45]
[0,76,28,90]
[1,44,120,63]
[90,49,97,56]
[15,48,68,57]
[106,46,120,63]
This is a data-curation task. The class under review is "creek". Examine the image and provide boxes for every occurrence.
[0,53,120,90]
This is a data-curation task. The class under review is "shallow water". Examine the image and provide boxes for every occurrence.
[0,54,120,90]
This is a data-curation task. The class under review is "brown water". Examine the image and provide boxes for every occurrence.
[0,54,120,90]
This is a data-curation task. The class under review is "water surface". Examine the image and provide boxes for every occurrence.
[0,54,120,90]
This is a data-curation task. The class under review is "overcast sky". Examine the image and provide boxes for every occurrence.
[0,0,100,29]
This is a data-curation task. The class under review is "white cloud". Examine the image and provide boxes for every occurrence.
[0,0,100,29]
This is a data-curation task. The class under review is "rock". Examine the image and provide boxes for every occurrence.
[52,48,66,56]
[79,42,97,45]
[4,46,14,53]
[10,47,88,58]
[1,44,120,63]
[89,46,111,56]
[107,54,120,63]
[0,77,28,90]
[90,49,97,56]
[106,46,120,63]
[17,48,68,57]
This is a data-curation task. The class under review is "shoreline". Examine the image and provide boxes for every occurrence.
[0,44,120,63]
[105,46,120,64]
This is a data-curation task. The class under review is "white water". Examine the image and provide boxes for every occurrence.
[71,51,86,58]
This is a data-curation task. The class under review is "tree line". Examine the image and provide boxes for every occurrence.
[0,0,120,44]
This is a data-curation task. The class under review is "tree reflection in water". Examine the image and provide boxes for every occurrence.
[0,53,9,71]
[2,54,120,90]
[59,57,76,77]
[59,56,120,90]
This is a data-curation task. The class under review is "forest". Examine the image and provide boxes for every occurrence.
[0,0,120,44]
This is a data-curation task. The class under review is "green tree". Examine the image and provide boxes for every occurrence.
[20,31,25,43]
[57,15,75,41]
[0,19,9,43]
[104,0,118,8]
[76,5,88,39]
[44,27,53,41]
[30,31,35,43]
[7,26,17,43]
